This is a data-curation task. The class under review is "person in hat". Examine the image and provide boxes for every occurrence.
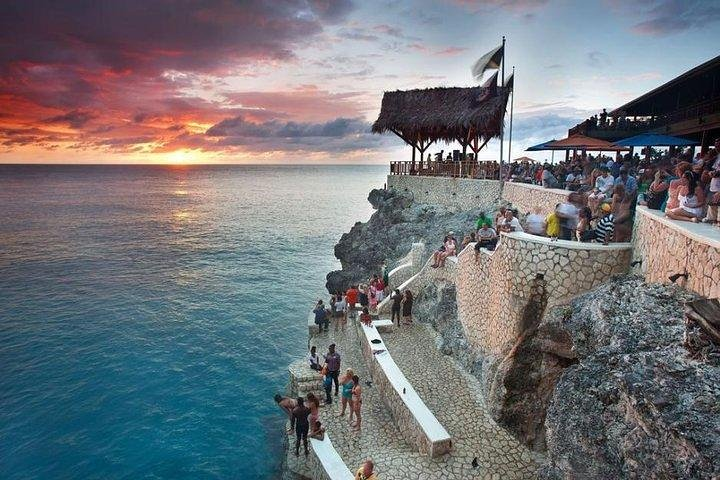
[593,203,615,244]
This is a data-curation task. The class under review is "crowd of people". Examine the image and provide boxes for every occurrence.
[277,269,418,477]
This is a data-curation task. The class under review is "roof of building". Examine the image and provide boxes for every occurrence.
[371,86,510,144]
[610,54,720,116]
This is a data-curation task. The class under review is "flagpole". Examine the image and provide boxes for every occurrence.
[508,66,515,167]
[499,35,506,189]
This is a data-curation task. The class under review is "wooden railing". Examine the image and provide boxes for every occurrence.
[389,160,501,179]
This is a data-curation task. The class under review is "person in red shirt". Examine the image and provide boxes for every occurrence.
[359,307,372,326]
[345,285,359,318]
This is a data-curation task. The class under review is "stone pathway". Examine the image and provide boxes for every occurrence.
[285,319,541,479]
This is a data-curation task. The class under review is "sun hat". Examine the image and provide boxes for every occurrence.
[601,203,612,213]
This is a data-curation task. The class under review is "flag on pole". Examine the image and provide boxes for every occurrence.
[504,72,514,90]
[477,71,498,102]
[471,44,504,81]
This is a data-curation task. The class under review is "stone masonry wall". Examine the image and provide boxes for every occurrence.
[456,233,633,357]
[502,182,571,215]
[387,175,500,211]
[633,206,720,299]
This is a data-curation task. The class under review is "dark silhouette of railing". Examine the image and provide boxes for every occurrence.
[389,160,500,179]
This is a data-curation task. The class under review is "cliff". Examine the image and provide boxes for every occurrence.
[325,188,494,293]
[330,187,720,479]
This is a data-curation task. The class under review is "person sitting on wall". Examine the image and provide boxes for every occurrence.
[431,234,456,268]
[475,211,493,231]
[639,169,669,210]
[576,207,594,242]
[309,419,326,440]
[498,209,524,233]
[493,206,507,231]
[525,206,546,236]
[666,171,706,223]
[308,345,323,371]
[461,232,476,250]
[359,307,372,326]
[475,223,498,259]
[542,164,560,189]
[355,460,378,480]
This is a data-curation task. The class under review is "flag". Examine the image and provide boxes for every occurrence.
[504,72,514,90]
[477,71,498,102]
[471,44,504,81]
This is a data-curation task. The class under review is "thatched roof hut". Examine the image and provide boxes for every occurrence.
[372,86,510,159]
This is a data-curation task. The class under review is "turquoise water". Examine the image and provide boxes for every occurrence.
[0,164,386,479]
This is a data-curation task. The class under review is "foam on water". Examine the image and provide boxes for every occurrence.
[0,164,386,479]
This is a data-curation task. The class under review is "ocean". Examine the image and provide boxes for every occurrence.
[0,164,387,479]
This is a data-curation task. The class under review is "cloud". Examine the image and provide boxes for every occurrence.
[587,50,611,67]
[206,116,369,138]
[606,0,720,36]
[0,1,392,159]
[449,0,549,13]
[43,109,97,129]
[0,1,356,76]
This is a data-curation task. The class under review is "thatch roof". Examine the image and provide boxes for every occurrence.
[372,86,510,144]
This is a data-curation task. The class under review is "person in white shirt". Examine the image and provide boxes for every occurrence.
[308,346,323,371]
[525,207,546,236]
[498,210,524,234]
[588,166,614,214]
[702,139,720,225]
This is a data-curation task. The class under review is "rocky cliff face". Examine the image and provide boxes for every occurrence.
[329,189,720,479]
[540,276,719,480]
[325,188,492,293]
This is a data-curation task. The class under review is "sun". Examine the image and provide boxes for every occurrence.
[166,149,195,164]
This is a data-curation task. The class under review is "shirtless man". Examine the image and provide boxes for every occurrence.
[274,394,297,434]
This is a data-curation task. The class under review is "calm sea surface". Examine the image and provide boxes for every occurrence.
[0,164,386,479]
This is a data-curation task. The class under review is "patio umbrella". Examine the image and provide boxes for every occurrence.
[545,134,628,151]
[614,133,699,147]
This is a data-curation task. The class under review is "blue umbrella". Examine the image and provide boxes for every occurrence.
[525,140,562,151]
[614,133,698,147]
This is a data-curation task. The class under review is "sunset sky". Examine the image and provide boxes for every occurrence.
[1,0,719,164]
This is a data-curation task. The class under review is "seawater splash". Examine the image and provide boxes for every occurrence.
[0,164,386,480]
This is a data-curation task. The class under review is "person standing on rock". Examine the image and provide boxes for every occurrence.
[339,368,355,419]
[290,397,311,456]
[313,300,329,332]
[350,374,363,431]
[324,344,341,396]
[321,365,333,405]
[345,285,359,320]
[401,290,414,325]
[390,289,402,326]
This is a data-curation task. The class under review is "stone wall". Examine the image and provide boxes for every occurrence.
[386,175,572,215]
[387,242,426,289]
[378,253,457,315]
[455,233,633,357]
[502,182,571,215]
[633,206,720,299]
[356,321,452,458]
[386,175,500,211]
